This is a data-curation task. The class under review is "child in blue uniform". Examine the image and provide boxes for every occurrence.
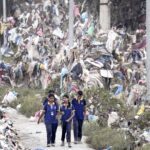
[43,90,57,106]
[72,91,86,144]
[60,94,75,148]
[38,94,59,147]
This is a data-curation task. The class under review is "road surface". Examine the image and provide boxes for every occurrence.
[6,107,93,150]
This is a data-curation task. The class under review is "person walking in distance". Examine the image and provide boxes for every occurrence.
[72,91,86,144]
[38,94,59,147]
[60,94,75,148]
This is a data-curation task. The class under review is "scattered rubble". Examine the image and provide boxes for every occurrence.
[0,107,30,150]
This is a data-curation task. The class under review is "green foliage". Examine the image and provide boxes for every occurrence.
[83,121,100,136]
[45,77,61,95]
[19,95,42,117]
[0,86,44,117]
[130,111,150,130]
[84,87,125,112]
[84,87,126,127]
[0,86,9,102]
[15,88,44,117]
[83,87,149,150]
[136,144,150,150]
[85,124,133,150]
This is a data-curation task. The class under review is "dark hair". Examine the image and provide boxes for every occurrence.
[62,94,70,107]
[68,101,71,108]
[48,94,55,98]
[78,91,83,96]
[63,94,69,99]
[48,90,55,94]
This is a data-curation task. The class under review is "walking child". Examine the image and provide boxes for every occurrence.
[38,94,59,147]
[72,91,86,144]
[43,90,58,106]
[60,94,75,148]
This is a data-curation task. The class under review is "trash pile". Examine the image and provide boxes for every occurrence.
[0,107,30,150]
[0,0,109,90]
[2,91,18,105]
[0,0,149,149]
[0,0,146,91]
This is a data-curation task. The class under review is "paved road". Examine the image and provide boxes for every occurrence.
[6,108,93,150]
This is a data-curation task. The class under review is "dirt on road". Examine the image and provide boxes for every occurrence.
[5,107,93,150]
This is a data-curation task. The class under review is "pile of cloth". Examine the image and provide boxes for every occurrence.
[0,0,149,147]
[0,107,30,150]
[0,0,146,93]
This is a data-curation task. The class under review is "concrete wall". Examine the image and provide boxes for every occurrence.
[99,0,111,31]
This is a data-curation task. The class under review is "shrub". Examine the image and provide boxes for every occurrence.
[130,111,150,130]
[83,121,100,136]
[0,87,44,117]
[86,127,133,150]
[84,87,127,127]
[84,87,125,113]
[45,77,61,95]
[136,144,150,150]
[9,99,21,108]
[19,95,42,117]
[0,86,9,102]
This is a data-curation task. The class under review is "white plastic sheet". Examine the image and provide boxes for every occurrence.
[100,69,113,78]
[108,112,119,127]
[2,92,17,104]
[53,28,64,39]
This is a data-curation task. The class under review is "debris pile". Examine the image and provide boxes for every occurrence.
[0,0,149,149]
[0,107,30,150]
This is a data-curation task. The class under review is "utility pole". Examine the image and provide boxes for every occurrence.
[146,0,150,102]
[0,0,7,60]
[3,0,7,46]
[69,0,74,49]
[99,0,111,31]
